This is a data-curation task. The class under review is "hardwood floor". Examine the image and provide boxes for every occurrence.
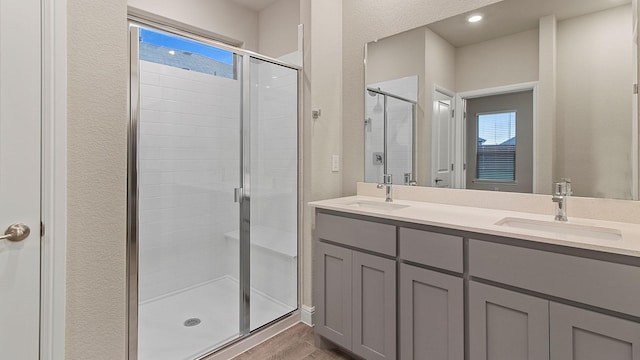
[231,323,354,360]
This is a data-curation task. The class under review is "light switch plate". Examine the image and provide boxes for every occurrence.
[332,155,340,172]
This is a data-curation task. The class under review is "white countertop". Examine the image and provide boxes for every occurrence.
[309,196,640,258]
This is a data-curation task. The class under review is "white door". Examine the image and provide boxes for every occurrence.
[0,0,42,359]
[431,90,454,187]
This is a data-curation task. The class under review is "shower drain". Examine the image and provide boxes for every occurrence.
[184,318,202,327]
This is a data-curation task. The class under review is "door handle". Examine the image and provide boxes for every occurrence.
[0,223,30,242]
[434,178,443,184]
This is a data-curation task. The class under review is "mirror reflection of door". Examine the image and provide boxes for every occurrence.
[431,89,455,187]
[465,90,534,193]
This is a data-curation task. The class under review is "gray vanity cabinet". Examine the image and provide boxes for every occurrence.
[314,241,353,349]
[469,281,550,360]
[399,264,463,360]
[314,210,640,360]
[550,302,640,360]
[314,213,397,360]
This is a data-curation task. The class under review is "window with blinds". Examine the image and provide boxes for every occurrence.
[475,112,516,181]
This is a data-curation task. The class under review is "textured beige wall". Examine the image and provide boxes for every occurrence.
[537,15,557,195]
[556,5,633,199]
[425,28,456,93]
[127,0,260,50]
[455,28,539,92]
[302,0,343,308]
[259,0,300,58]
[366,27,425,85]
[342,0,504,195]
[300,0,313,314]
[66,0,128,359]
[310,0,343,202]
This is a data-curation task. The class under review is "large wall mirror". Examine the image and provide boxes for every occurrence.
[364,0,639,200]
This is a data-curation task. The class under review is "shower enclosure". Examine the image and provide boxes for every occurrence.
[364,88,416,185]
[128,22,300,360]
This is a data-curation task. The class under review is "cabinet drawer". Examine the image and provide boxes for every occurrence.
[316,213,396,256]
[400,228,463,272]
[469,239,640,317]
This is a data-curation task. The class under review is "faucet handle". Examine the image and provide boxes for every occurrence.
[404,173,418,186]
[382,174,392,184]
[562,178,572,196]
[554,178,572,196]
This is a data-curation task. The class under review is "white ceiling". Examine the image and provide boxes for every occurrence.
[230,0,280,12]
[428,0,632,47]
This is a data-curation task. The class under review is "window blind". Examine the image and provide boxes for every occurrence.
[476,112,516,181]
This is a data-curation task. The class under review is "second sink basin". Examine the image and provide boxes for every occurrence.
[495,217,622,242]
[345,200,409,211]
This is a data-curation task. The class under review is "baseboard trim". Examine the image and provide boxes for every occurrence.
[301,305,315,326]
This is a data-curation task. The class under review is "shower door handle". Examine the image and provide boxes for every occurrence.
[234,188,243,203]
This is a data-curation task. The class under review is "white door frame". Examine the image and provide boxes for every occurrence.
[41,0,67,359]
[454,82,538,190]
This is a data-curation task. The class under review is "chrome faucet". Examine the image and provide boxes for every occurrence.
[377,174,393,202]
[552,178,572,221]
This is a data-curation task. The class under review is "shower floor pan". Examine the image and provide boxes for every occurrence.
[138,276,294,360]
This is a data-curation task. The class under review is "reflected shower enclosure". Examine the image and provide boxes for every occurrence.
[128,24,300,360]
[365,87,416,185]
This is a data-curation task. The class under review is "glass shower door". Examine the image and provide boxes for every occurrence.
[248,57,298,331]
[134,26,243,360]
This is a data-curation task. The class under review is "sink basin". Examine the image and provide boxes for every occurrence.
[345,200,409,211]
[495,217,622,241]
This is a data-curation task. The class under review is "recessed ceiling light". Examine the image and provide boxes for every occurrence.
[168,50,176,55]
[467,15,483,23]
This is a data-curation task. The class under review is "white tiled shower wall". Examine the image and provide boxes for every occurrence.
[138,58,298,308]
[138,61,241,302]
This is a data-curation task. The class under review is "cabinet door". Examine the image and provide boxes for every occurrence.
[469,282,549,360]
[353,251,397,360]
[314,241,353,349]
[400,264,464,360]
[550,302,640,360]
